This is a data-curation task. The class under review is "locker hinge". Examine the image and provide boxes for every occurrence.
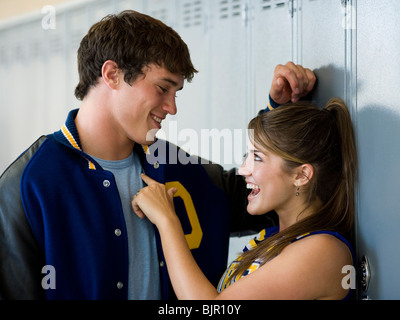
[341,0,350,7]
[288,0,294,18]
[241,3,249,27]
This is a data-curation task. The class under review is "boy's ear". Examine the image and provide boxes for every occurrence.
[101,60,121,89]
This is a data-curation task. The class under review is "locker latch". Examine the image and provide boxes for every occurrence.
[360,255,371,292]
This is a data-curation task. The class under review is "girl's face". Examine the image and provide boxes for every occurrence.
[238,141,297,216]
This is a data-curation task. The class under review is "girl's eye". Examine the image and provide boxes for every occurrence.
[253,151,263,162]
[243,152,261,162]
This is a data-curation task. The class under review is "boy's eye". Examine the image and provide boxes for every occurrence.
[158,86,168,93]
[158,86,178,98]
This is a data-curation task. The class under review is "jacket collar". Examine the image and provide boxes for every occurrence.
[51,109,96,169]
[53,109,81,148]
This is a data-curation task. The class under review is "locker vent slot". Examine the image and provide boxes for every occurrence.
[49,35,63,54]
[262,0,272,11]
[149,8,168,24]
[219,0,243,20]
[69,10,87,50]
[71,31,84,50]
[261,0,286,11]
[181,0,204,28]
[14,44,24,61]
[30,41,41,60]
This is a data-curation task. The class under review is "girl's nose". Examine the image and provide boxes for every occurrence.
[238,158,252,177]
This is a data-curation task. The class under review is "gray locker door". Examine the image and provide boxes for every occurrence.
[251,0,292,116]
[172,0,210,157]
[145,0,177,27]
[207,0,250,169]
[298,0,347,107]
[356,0,400,300]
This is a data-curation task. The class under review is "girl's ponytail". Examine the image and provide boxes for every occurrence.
[324,98,357,232]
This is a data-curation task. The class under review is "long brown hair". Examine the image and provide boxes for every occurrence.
[75,10,197,100]
[230,98,357,281]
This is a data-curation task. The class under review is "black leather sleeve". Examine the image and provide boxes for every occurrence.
[201,162,278,236]
[0,137,46,299]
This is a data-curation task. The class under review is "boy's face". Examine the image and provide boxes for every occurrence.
[111,63,184,146]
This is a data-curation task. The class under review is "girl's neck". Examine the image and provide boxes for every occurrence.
[278,198,323,232]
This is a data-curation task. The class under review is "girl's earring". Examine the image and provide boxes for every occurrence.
[296,187,300,197]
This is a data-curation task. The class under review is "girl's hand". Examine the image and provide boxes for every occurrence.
[131,174,178,226]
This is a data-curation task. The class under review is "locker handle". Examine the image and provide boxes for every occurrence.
[360,255,371,292]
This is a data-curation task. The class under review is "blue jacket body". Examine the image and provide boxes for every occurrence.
[1,109,235,299]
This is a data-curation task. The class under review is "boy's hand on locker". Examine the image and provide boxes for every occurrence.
[270,62,316,104]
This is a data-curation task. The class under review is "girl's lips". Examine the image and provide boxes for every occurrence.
[247,183,260,200]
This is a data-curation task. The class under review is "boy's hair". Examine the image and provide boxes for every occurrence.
[75,10,197,100]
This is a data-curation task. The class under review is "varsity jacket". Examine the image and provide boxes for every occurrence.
[0,109,276,300]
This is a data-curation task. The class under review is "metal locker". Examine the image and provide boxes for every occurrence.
[0,29,13,174]
[6,24,30,170]
[169,0,210,159]
[65,6,90,112]
[144,0,177,28]
[356,0,400,300]
[251,0,292,116]
[23,20,47,143]
[89,0,118,25]
[297,0,347,107]
[44,12,69,134]
[207,0,250,169]
[116,0,144,12]
[208,0,249,132]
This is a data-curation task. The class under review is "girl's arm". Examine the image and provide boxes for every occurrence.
[132,174,351,300]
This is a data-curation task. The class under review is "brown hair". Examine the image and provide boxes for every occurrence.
[75,10,197,100]
[230,98,357,280]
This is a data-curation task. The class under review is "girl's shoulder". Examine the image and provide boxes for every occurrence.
[284,231,353,266]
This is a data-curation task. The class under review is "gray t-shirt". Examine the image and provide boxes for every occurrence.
[93,152,161,300]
